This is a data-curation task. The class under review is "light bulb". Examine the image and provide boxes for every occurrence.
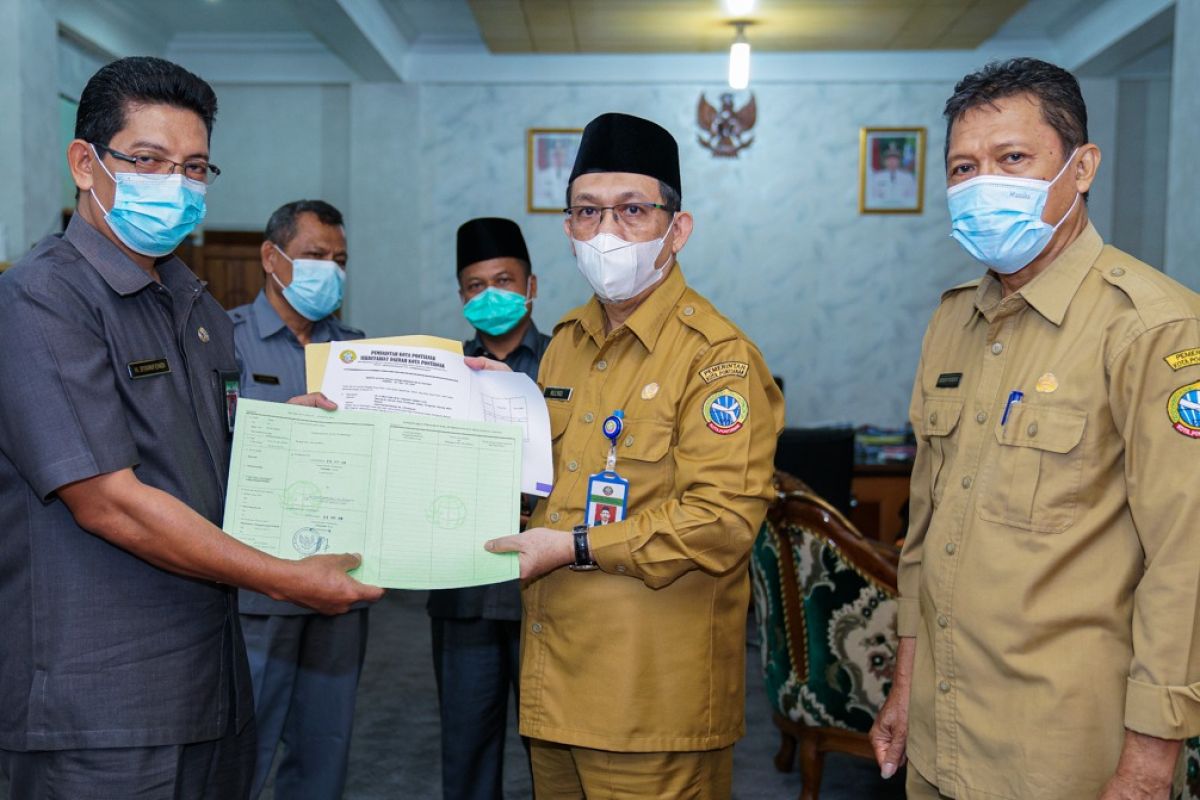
[728,39,750,90]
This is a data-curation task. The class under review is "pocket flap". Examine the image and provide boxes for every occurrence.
[619,419,673,462]
[921,398,963,438]
[548,403,573,439]
[995,404,1086,454]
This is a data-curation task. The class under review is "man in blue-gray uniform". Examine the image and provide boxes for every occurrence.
[0,57,380,800]
[428,217,549,799]
[229,199,369,800]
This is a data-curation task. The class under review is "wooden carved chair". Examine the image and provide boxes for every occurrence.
[749,471,901,800]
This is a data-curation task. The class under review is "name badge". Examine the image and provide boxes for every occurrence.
[252,373,281,385]
[936,372,963,389]
[544,386,573,401]
[128,358,170,379]
[586,471,629,526]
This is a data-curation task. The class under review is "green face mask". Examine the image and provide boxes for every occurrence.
[463,286,529,336]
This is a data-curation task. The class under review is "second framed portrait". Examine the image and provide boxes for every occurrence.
[859,127,926,214]
[527,129,583,213]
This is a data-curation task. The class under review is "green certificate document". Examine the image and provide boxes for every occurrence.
[223,398,521,589]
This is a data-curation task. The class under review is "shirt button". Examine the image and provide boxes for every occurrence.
[549,512,561,523]
[961,475,972,489]
[567,461,579,472]
[976,410,988,424]
[596,360,608,371]
[1027,422,1038,437]
[531,622,543,634]
[623,435,634,447]
[683,306,695,316]
[1110,267,1125,277]
[938,680,951,694]
[945,542,957,555]
[937,615,949,628]
[991,342,1004,355]
[583,412,595,423]
[928,411,938,426]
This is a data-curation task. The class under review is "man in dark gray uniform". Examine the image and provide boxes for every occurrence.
[0,57,380,800]
[230,199,369,800]
[428,217,549,800]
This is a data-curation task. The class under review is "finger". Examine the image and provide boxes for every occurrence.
[881,731,907,779]
[327,552,363,571]
[485,534,522,553]
[464,356,512,372]
[286,391,338,410]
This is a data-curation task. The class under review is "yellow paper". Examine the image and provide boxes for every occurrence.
[305,335,463,393]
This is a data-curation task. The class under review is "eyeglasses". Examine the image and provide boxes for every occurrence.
[92,143,222,185]
[563,202,669,235]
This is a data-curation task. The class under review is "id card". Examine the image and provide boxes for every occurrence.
[586,471,629,526]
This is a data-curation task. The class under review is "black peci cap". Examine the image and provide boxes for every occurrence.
[456,217,531,273]
[568,113,681,200]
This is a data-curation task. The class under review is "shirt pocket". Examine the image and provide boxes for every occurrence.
[548,401,573,443]
[921,397,963,508]
[614,417,674,509]
[977,404,1087,534]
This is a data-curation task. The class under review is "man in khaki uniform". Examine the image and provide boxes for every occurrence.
[487,112,783,798]
[870,58,1200,799]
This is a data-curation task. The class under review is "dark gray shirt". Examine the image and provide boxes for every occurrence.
[0,214,252,750]
[427,321,551,621]
[230,289,365,615]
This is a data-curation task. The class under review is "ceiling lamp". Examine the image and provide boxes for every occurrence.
[728,22,750,90]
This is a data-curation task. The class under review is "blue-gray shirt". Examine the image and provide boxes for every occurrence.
[0,214,253,750]
[230,289,365,615]
[427,320,551,621]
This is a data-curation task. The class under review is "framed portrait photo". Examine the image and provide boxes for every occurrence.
[527,128,583,214]
[859,127,926,214]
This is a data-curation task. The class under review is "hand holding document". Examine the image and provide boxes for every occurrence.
[320,343,553,496]
[223,399,521,590]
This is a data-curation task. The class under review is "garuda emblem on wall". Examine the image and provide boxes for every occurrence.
[697,92,757,158]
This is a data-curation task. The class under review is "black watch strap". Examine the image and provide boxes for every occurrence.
[568,524,598,571]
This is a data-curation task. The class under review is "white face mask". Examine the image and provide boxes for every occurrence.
[572,216,675,303]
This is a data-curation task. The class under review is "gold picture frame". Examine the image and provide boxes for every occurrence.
[859,127,926,214]
[527,128,583,214]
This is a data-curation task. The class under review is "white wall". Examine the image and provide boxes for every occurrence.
[1111,78,1171,268]
[198,74,1139,428]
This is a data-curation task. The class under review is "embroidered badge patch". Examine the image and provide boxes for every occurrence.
[699,361,749,384]
[1167,381,1200,439]
[703,388,748,435]
[1165,348,1200,371]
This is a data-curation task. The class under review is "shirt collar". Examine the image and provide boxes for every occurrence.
[565,263,688,351]
[251,289,288,339]
[465,319,543,358]
[64,213,161,296]
[970,222,1103,327]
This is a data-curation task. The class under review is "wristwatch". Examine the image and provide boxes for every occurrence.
[568,524,598,571]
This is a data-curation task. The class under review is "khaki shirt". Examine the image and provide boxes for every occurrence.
[521,265,784,752]
[899,224,1200,798]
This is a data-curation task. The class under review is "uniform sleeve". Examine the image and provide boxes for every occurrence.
[1108,318,1200,739]
[587,338,785,589]
[0,276,137,499]
[897,344,931,638]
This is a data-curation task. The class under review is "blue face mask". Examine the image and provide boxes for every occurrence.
[90,145,207,257]
[947,149,1080,274]
[272,244,346,321]
[462,283,530,336]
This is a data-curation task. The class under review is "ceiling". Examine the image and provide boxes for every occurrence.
[466,0,1031,53]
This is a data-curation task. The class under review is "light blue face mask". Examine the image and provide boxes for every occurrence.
[272,244,346,321]
[946,149,1080,274]
[90,145,207,257]
[462,283,530,336]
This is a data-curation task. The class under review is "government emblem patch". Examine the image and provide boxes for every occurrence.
[1168,381,1200,439]
[703,388,748,435]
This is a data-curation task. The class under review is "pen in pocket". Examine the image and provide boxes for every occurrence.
[1001,390,1024,426]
